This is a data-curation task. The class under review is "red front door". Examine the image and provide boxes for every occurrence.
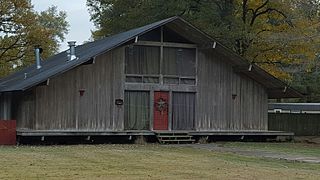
[153,91,169,130]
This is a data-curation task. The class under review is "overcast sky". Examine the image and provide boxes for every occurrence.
[31,0,95,52]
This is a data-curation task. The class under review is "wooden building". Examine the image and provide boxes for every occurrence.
[269,103,320,114]
[0,17,301,141]
[268,103,320,136]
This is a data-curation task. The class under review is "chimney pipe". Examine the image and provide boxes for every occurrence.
[67,41,77,61]
[34,46,42,69]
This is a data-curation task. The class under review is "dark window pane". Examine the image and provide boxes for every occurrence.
[163,47,177,75]
[163,77,179,84]
[143,77,159,83]
[172,92,195,130]
[126,76,142,83]
[163,26,193,43]
[163,47,196,76]
[180,78,196,85]
[124,91,150,130]
[139,28,161,42]
[179,48,196,76]
[125,46,160,75]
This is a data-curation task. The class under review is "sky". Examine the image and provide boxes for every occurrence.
[31,0,95,52]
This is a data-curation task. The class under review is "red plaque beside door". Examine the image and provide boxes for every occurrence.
[153,91,169,130]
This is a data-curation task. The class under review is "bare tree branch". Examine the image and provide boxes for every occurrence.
[251,8,293,27]
[254,0,269,15]
[256,29,271,35]
[242,0,248,23]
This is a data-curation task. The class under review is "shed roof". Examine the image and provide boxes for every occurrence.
[269,103,320,111]
[0,16,302,98]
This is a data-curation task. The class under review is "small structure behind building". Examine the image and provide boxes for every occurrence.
[268,103,320,136]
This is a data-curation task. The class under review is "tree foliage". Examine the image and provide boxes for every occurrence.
[0,0,69,77]
[87,0,320,101]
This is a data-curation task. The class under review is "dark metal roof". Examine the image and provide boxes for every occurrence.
[269,103,320,111]
[0,16,303,98]
[0,16,178,92]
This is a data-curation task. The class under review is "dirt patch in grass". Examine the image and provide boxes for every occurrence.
[0,144,319,179]
[294,136,320,144]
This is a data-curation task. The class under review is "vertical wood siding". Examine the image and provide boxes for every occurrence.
[196,49,268,131]
[13,44,268,132]
[0,93,13,120]
[16,47,125,131]
[269,113,320,136]
[15,91,35,129]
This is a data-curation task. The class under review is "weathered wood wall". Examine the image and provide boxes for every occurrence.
[269,113,320,136]
[12,43,269,132]
[15,47,125,131]
[196,49,268,131]
[0,93,12,120]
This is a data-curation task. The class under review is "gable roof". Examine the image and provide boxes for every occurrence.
[0,16,302,98]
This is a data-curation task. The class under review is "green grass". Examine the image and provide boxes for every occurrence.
[223,142,320,157]
[0,144,319,179]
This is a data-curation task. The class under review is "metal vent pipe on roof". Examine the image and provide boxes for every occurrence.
[34,46,42,69]
[67,41,77,61]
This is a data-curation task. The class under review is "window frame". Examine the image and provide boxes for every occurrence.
[124,26,198,85]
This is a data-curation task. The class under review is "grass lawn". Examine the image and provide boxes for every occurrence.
[0,144,319,179]
[223,142,320,158]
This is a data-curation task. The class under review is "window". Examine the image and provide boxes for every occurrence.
[163,27,192,43]
[125,42,196,85]
[125,46,160,83]
[163,47,196,85]
[139,28,161,42]
[172,92,195,130]
[163,47,196,76]
[124,91,150,130]
[125,45,160,75]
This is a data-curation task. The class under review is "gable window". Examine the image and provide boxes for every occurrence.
[125,45,160,83]
[163,47,196,85]
[163,26,192,43]
[125,26,197,85]
[163,47,196,76]
[139,28,161,42]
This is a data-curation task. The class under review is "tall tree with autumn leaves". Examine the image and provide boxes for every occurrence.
[87,0,320,101]
[0,0,69,77]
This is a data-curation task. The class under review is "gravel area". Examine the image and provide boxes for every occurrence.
[178,143,320,164]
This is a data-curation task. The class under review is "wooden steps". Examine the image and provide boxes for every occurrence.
[155,132,195,144]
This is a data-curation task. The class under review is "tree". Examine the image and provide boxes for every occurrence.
[87,0,320,101]
[0,0,69,77]
[87,0,195,38]
[239,0,320,80]
[87,0,320,79]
